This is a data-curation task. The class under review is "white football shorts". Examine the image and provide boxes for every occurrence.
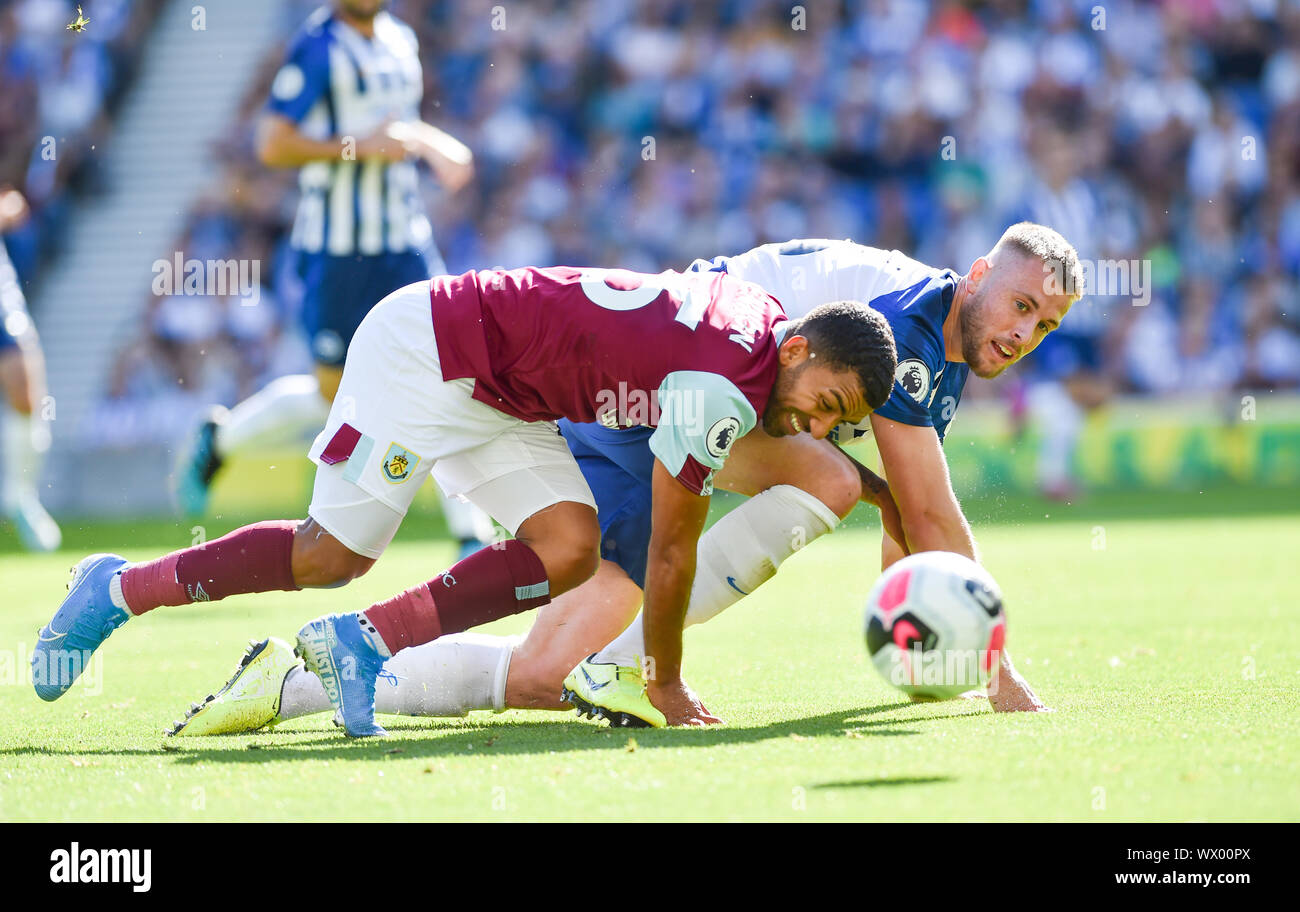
[306,280,596,559]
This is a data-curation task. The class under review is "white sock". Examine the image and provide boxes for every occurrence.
[1,407,47,513]
[277,664,331,720]
[215,374,330,457]
[354,612,392,657]
[277,632,516,720]
[1029,381,1083,489]
[108,570,131,612]
[594,484,842,667]
[439,489,496,543]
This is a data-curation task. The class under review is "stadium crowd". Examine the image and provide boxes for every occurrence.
[1,0,164,277]
[6,0,1299,447]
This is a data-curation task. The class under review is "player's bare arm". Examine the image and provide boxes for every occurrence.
[642,459,720,726]
[502,427,869,714]
[871,414,976,559]
[258,111,473,189]
[0,185,30,232]
[255,112,404,168]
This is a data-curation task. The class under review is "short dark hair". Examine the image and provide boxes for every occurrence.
[785,301,897,410]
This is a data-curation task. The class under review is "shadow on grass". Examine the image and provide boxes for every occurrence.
[812,776,954,789]
[1,701,990,764]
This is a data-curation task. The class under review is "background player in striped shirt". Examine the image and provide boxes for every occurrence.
[172,0,491,555]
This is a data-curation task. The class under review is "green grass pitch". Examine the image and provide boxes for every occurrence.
[1,486,1296,822]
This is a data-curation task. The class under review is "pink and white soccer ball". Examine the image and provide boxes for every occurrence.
[863,551,1007,699]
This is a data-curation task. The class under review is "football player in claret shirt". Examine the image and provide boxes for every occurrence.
[165,222,1076,735]
[34,265,897,734]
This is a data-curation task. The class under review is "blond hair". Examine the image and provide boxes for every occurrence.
[994,221,1085,299]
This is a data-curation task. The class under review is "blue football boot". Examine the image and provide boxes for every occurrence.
[33,553,131,701]
[295,613,389,737]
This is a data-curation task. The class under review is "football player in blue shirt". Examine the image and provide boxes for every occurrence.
[560,224,1079,723]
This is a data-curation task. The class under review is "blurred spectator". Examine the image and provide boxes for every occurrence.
[0,0,164,275]
[1240,274,1300,390]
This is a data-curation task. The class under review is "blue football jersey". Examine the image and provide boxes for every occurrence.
[688,239,970,441]
[266,7,431,257]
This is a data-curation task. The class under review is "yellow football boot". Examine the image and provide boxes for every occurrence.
[561,654,666,728]
[167,637,298,736]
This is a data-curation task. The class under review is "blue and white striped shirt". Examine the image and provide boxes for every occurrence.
[266,7,432,257]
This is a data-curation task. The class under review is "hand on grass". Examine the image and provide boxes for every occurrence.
[988,652,1054,713]
[648,678,723,726]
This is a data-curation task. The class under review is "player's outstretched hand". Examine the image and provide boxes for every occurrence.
[987,653,1055,712]
[387,120,475,192]
[648,678,724,727]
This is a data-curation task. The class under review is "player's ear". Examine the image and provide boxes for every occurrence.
[966,256,991,291]
[779,334,809,366]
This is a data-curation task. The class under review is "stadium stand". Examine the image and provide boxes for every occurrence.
[5,0,1299,513]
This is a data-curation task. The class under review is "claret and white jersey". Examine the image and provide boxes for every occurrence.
[689,239,969,442]
[306,267,789,557]
[432,266,787,496]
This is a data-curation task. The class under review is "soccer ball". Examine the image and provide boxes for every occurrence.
[863,551,1007,699]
